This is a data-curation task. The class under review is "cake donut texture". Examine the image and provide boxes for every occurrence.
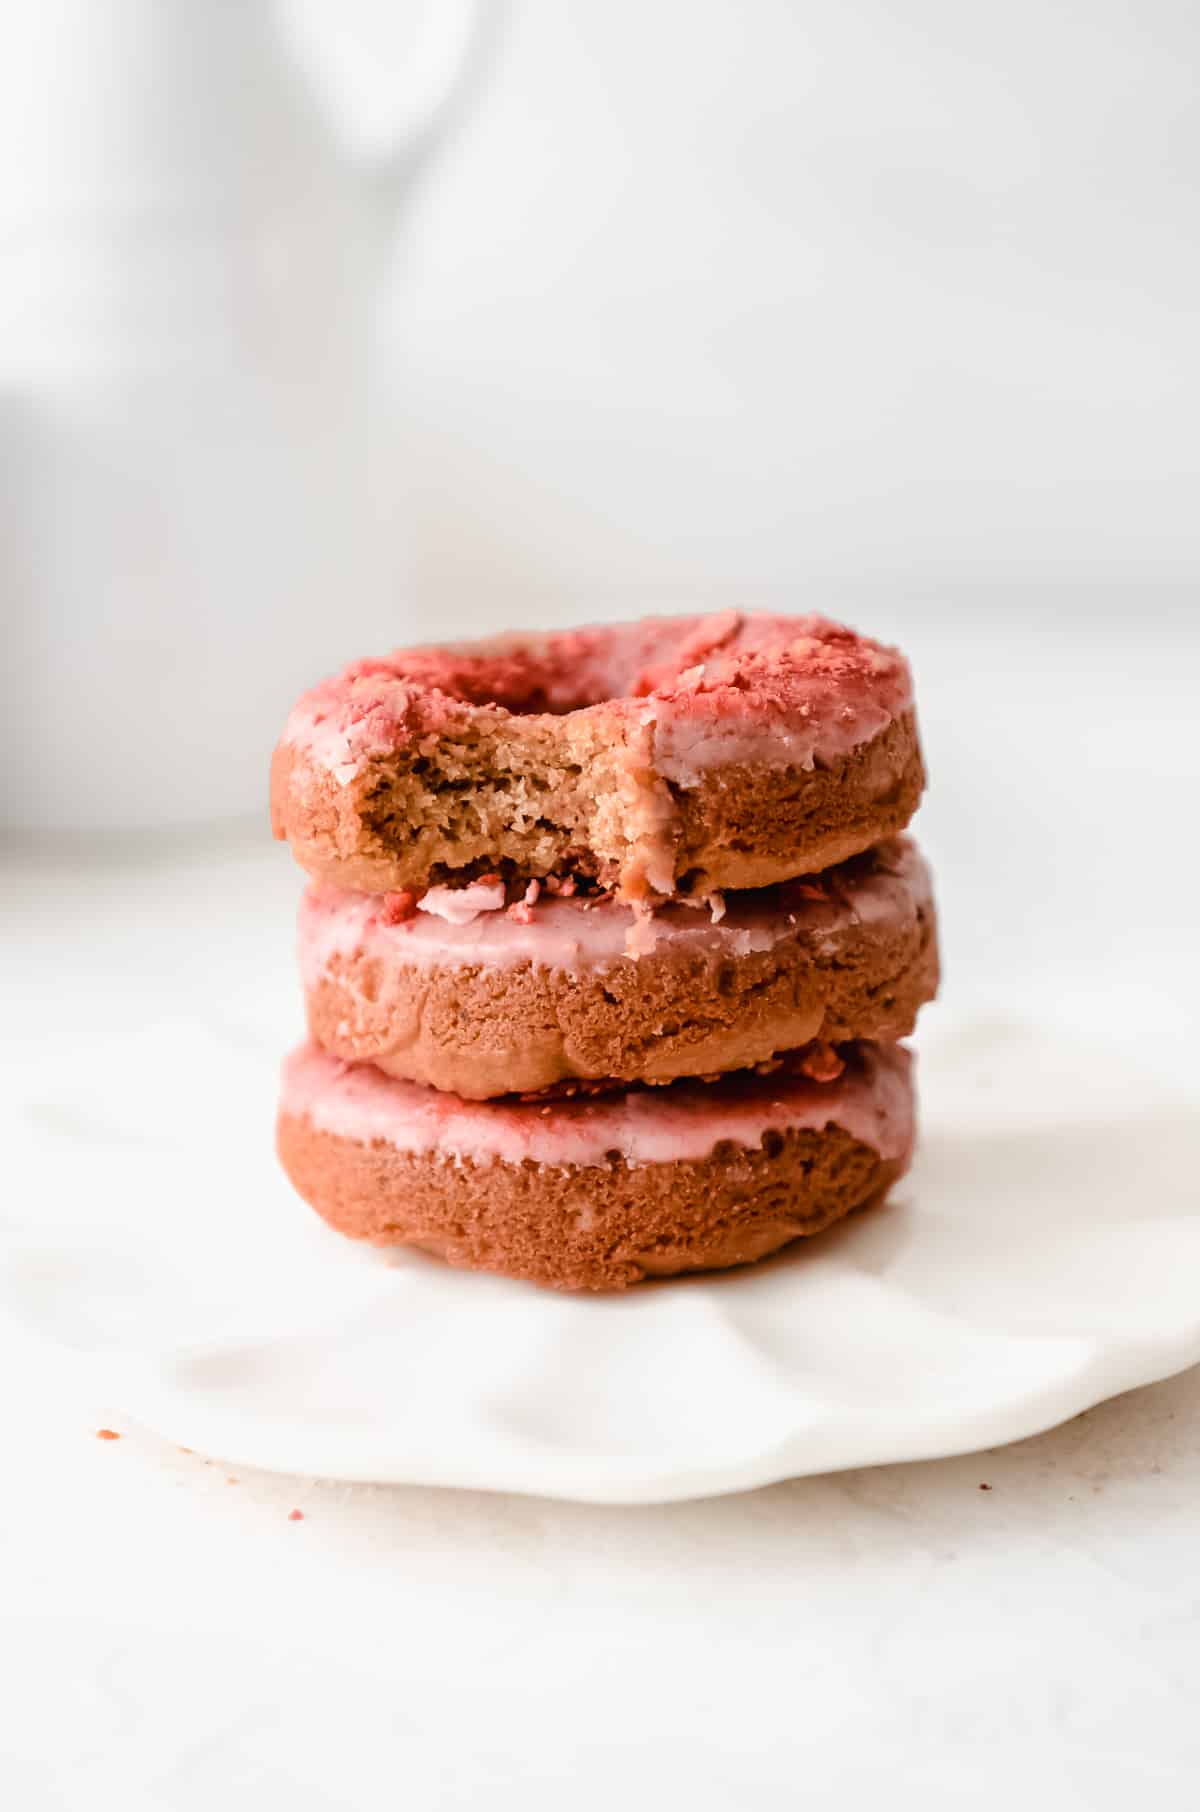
[271,612,924,902]
[299,837,938,1099]
[278,1042,915,1291]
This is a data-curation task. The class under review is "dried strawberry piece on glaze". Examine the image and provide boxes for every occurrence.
[523,879,542,906]
[343,698,384,727]
[380,890,417,925]
[797,1042,846,1083]
[507,902,535,924]
[792,880,828,902]
[674,609,741,669]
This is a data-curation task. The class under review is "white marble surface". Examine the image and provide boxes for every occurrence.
[2,603,1199,1807]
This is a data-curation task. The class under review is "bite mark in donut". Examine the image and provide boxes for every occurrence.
[271,612,923,901]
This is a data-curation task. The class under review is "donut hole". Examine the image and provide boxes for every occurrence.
[487,682,597,717]
[397,648,612,717]
[386,614,764,718]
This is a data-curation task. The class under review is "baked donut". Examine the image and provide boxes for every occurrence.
[271,611,924,901]
[299,837,938,1099]
[277,1041,914,1291]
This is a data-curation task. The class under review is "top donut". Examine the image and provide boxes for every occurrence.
[271,610,923,901]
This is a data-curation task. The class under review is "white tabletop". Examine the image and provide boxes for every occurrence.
[3,601,1198,1809]
[7,1345,1200,1809]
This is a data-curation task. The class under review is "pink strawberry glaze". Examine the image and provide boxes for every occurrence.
[297,840,932,984]
[279,1042,915,1170]
[281,611,914,789]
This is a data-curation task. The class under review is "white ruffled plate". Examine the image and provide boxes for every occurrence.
[4,1012,1199,1503]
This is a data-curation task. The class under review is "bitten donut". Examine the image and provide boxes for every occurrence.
[271,611,924,901]
[299,837,938,1099]
[277,1041,915,1291]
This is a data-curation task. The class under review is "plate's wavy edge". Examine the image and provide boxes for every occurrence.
[10,1005,1200,1506]
[97,1319,1200,1505]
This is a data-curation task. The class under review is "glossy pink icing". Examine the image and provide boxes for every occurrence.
[297,841,932,984]
[417,880,505,924]
[281,612,913,788]
[279,1042,914,1169]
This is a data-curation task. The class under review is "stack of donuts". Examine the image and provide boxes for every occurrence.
[271,612,938,1290]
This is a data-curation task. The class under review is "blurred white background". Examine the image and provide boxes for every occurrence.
[392,0,1200,610]
[2,0,1197,830]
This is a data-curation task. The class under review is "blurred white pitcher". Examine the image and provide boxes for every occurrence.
[0,0,483,831]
